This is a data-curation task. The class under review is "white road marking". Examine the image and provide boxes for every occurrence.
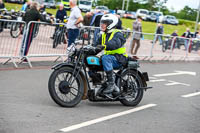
[165,80,190,86]
[154,70,196,77]
[59,104,157,132]
[149,77,157,80]
[182,92,200,98]
[150,79,166,82]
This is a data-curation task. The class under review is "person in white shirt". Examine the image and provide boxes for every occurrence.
[66,0,83,47]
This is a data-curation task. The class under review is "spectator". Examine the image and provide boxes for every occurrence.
[0,0,5,33]
[170,30,179,49]
[83,12,93,26]
[21,0,32,12]
[195,29,200,39]
[50,4,67,39]
[115,7,118,14]
[182,28,192,50]
[0,0,5,9]
[153,23,164,45]
[171,30,178,37]
[66,0,83,48]
[39,4,46,13]
[194,29,200,51]
[21,2,52,59]
[90,10,104,46]
[130,16,142,59]
[56,4,67,22]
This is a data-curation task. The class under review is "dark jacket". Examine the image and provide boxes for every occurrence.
[171,32,178,36]
[23,8,51,24]
[182,31,192,38]
[0,3,5,9]
[156,26,163,34]
[56,9,67,22]
[96,31,127,65]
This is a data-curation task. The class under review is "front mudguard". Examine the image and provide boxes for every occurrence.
[52,62,88,100]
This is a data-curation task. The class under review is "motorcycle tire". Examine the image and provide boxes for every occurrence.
[48,67,84,107]
[53,34,60,48]
[117,70,144,106]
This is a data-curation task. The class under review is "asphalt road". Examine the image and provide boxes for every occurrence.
[0,62,200,133]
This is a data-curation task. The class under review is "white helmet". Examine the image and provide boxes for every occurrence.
[100,14,118,32]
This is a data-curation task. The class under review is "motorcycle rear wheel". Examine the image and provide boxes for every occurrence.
[48,67,84,107]
[117,70,144,106]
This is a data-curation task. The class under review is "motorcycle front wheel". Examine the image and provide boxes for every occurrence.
[117,70,144,106]
[48,67,84,107]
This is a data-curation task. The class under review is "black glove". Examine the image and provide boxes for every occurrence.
[95,45,105,53]
[87,48,96,55]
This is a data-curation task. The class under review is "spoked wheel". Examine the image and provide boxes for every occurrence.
[117,70,144,106]
[10,23,21,38]
[48,67,84,107]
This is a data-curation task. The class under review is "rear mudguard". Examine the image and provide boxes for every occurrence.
[52,62,88,100]
[116,68,149,88]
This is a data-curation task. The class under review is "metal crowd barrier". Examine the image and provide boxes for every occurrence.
[128,31,200,61]
[1,19,200,68]
[20,21,69,67]
[0,19,26,67]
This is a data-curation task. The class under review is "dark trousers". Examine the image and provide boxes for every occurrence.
[23,23,35,56]
[68,29,79,47]
[0,21,4,32]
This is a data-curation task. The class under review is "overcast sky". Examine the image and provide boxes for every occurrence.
[165,0,200,11]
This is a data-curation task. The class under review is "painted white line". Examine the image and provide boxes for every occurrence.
[154,70,196,77]
[59,104,157,132]
[182,92,200,98]
[149,77,157,80]
[165,80,190,86]
[149,79,166,82]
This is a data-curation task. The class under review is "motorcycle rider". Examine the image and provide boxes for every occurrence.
[94,14,128,96]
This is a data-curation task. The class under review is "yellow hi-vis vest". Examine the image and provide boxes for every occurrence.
[102,29,127,57]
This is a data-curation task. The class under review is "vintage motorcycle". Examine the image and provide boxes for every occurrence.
[48,44,151,107]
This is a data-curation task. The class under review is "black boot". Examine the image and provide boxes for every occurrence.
[103,70,120,96]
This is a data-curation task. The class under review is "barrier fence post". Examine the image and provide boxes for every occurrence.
[0,19,27,67]
[169,36,176,58]
[150,33,156,58]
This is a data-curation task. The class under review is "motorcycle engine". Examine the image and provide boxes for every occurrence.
[88,71,102,85]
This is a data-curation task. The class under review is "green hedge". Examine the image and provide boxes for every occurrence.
[178,19,195,27]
